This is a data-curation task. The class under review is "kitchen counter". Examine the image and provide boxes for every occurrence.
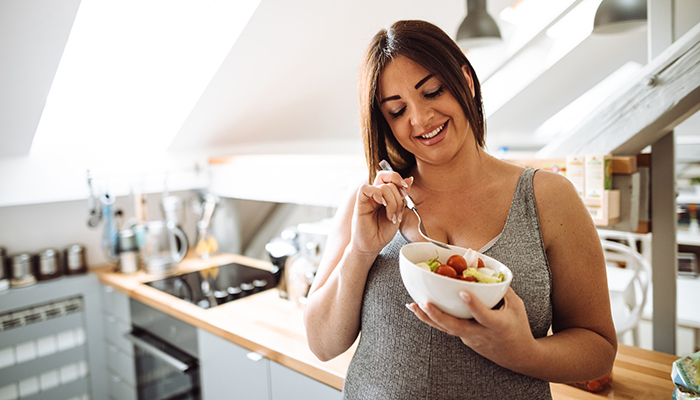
[93,254,679,398]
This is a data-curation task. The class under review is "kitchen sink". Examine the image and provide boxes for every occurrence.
[145,262,278,309]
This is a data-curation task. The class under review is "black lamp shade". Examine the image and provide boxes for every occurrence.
[593,0,647,34]
[456,0,502,48]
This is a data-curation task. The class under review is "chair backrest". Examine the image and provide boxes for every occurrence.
[600,238,652,335]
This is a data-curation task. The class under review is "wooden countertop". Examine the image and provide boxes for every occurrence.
[93,254,679,398]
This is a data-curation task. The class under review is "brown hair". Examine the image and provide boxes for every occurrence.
[359,20,485,183]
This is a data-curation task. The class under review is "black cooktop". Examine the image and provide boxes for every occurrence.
[145,262,278,309]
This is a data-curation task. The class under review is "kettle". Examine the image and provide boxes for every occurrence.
[140,220,188,275]
[285,218,332,307]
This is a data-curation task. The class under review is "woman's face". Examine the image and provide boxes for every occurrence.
[377,56,474,166]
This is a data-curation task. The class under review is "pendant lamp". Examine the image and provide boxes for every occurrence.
[455,0,502,48]
[593,0,647,34]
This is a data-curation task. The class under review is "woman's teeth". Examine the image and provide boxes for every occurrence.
[420,123,445,139]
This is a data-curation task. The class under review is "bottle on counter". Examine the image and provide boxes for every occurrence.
[118,229,140,274]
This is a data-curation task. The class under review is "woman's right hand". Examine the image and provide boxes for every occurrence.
[350,171,413,255]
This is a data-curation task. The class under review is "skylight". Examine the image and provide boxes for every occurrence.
[535,61,643,138]
[31,0,261,156]
[480,0,602,117]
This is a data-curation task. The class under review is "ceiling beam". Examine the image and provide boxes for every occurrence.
[537,21,700,158]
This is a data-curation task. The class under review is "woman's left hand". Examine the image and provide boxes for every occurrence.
[406,287,535,370]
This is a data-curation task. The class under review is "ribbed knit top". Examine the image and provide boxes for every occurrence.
[342,168,553,399]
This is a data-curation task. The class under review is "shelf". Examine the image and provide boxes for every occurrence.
[678,230,700,246]
[584,190,620,226]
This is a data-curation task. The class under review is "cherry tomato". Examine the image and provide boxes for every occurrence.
[435,265,457,278]
[585,381,601,392]
[459,275,476,282]
[477,258,485,269]
[446,255,468,274]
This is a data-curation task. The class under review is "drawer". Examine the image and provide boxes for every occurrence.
[109,372,137,400]
[104,313,133,355]
[101,285,130,322]
[106,344,136,386]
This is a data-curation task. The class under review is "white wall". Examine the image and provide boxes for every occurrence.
[0,150,210,208]
[0,189,338,270]
[0,190,199,267]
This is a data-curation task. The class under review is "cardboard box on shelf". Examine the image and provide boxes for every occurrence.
[585,154,612,198]
[611,156,637,174]
[566,155,585,197]
[584,190,620,226]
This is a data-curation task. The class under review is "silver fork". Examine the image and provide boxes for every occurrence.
[379,160,452,250]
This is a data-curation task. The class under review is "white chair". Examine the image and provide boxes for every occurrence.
[599,238,651,347]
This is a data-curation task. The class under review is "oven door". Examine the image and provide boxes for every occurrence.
[125,327,201,400]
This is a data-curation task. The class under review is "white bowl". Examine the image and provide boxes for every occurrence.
[399,242,513,319]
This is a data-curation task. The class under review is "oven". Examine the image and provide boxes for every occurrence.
[125,262,278,400]
[127,299,200,400]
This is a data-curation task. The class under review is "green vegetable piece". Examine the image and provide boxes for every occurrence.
[462,267,504,283]
[426,251,440,272]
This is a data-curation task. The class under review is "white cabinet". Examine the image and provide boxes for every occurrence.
[269,361,342,400]
[0,274,108,400]
[100,285,137,400]
[198,328,342,400]
[198,328,270,399]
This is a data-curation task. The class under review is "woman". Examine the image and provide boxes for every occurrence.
[303,20,616,399]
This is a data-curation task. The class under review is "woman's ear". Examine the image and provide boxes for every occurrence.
[462,65,475,98]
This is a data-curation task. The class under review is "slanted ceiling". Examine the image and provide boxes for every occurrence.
[0,0,81,156]
[1,0,699,159]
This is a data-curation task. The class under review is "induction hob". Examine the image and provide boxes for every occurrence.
[145,262,278,309]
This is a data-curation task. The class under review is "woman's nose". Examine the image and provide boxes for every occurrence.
[409,102,434,128]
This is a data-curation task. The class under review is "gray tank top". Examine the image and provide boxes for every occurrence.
[343,168,553,399]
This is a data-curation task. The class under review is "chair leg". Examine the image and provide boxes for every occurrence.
[632,326,639,347]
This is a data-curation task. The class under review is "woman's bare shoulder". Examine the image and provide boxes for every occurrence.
[532,169,580,204]
[531,169,597,248]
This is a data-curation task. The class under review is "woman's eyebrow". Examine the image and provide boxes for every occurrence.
[379,74,435,104]
[415,74,434,89]
[380,95,400,105]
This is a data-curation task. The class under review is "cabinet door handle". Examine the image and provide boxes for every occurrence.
[246,352,264,362]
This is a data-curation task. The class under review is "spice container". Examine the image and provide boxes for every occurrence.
[35,248,63,281]
[64,244,87,275]
[9,253,36,288]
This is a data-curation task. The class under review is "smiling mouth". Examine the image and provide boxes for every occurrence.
[419,122,447,139]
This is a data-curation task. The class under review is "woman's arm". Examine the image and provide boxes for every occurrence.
[527,170,618,381]
[304,172,411,361]
[406,170,617,382]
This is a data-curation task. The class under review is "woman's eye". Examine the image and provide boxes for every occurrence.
[425,86,444,99]
[389,107,406,119]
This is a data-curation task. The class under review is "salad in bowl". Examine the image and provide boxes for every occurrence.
[399,242,512,319]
